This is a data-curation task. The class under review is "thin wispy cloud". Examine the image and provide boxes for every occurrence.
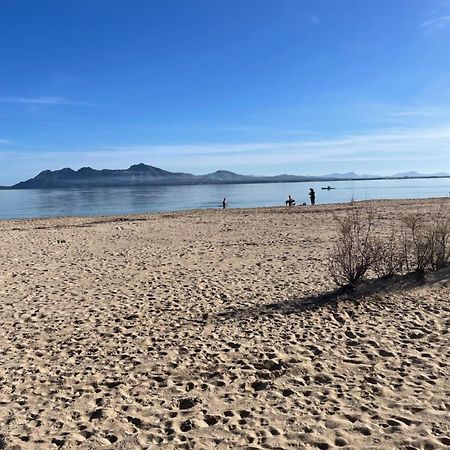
[386,108,446,117]
[422,0,450,31]
[146,124,316,136]
[422,14,450,29]
[307,15,320,25]
[6,125,444,174]
[1,97,93,106]
[356,102,450,125]
[2,124,449,184]
[104,125,450,157]
[152,125,266,133]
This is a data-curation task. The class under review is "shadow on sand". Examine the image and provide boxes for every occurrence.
[216,268,450,322]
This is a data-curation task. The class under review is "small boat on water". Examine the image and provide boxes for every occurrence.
[321,186,335,190]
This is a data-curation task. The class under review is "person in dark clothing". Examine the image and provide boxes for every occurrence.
[285,195,295,206]
[222,198,227,209]
[309,188,316,205]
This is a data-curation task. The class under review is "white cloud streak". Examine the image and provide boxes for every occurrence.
[101,125,450,158]
[0,97,93,106]
[7,126,450,167]
[422,14,450,28]
[2,125,448,177]
[307,15,320,25]
[385,106,450,118]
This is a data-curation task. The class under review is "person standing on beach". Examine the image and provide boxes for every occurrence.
[222,198,227,209]
[309,188,316,205]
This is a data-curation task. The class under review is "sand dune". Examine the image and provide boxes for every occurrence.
[0,199,449,449]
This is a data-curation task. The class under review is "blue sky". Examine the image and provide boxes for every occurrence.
[1,0,450,184]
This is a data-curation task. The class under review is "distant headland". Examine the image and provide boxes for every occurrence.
[0,164,449,190]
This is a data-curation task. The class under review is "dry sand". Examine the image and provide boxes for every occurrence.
[0,199,449,450]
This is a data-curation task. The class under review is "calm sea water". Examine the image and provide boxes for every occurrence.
[0,178,449,220]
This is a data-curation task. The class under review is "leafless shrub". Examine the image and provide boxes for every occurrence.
[328,203,450,287]
[328,207,379,286]
[372,228,404,278]
[428,216,450,271]
[398,208,450,272]
[399,214,433,273]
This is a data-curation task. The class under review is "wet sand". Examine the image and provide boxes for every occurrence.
[0,199,449,449]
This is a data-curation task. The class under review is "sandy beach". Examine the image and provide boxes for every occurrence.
[0,199,449,450]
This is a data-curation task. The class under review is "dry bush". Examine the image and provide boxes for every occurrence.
[328,207,379,286]
[399,211,450,272]
[428,217,450,270]
[400,214,433,273]
[372,228,404,278]
[328,204,450,287]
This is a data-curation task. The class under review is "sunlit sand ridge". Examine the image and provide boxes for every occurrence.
[0,199,449,449]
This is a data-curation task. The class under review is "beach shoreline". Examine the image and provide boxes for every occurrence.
[1,196,449,223]
[0,199,449,449]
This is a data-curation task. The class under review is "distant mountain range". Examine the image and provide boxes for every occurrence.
[391,171,450,178]
[323,171,450,179]
[0,163,449,189]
